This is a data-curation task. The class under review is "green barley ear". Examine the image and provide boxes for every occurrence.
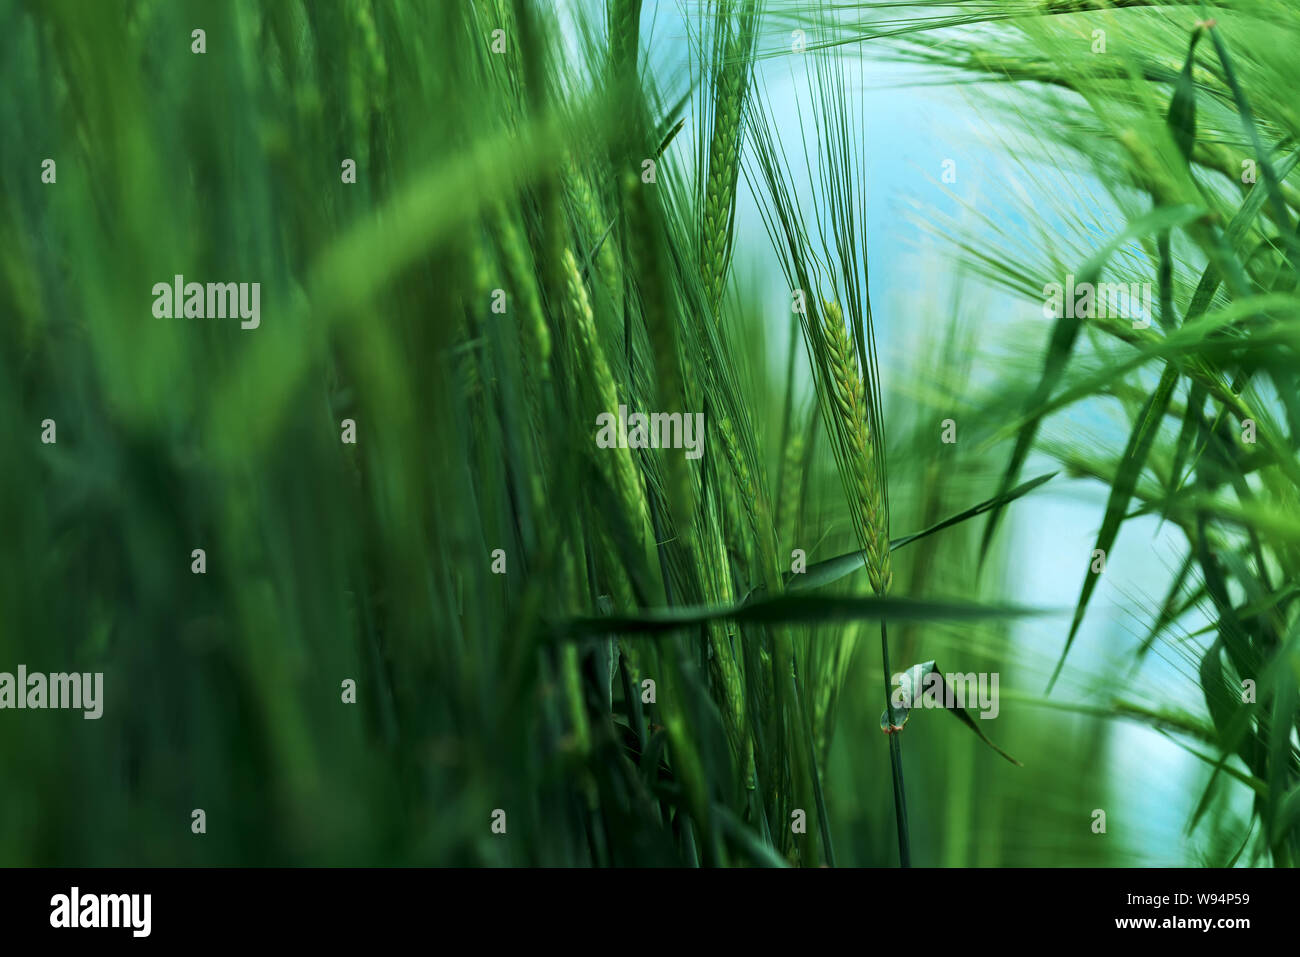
[822,300,891,595]
[718,413,759,541]
[565,156,620,302]
[561,246,650,534]
[699,0,760,316]
[492,205,552,379]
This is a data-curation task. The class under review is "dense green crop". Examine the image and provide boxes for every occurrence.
[1,0,1296,868]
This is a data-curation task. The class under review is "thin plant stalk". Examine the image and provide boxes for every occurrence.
[880,621,911,867]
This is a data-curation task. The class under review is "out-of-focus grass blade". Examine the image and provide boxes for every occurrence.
[1279,786,1300,846]
[1167,25,1202,164]
[1207,24,1299,273]
[553,594,1041,638]
[1165,733,1268,798]
[977,204,1205,565]
[1164,381,1205,523]
[715,806,790,867]
[1267,664,1298,846]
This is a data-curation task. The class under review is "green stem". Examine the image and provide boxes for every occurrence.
[793,658,836,867]
[880,621,911,866]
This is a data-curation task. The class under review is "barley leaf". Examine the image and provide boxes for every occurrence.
[1051,364,1180,691]
[553,594,1040,638]
[766,470,1057,599]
